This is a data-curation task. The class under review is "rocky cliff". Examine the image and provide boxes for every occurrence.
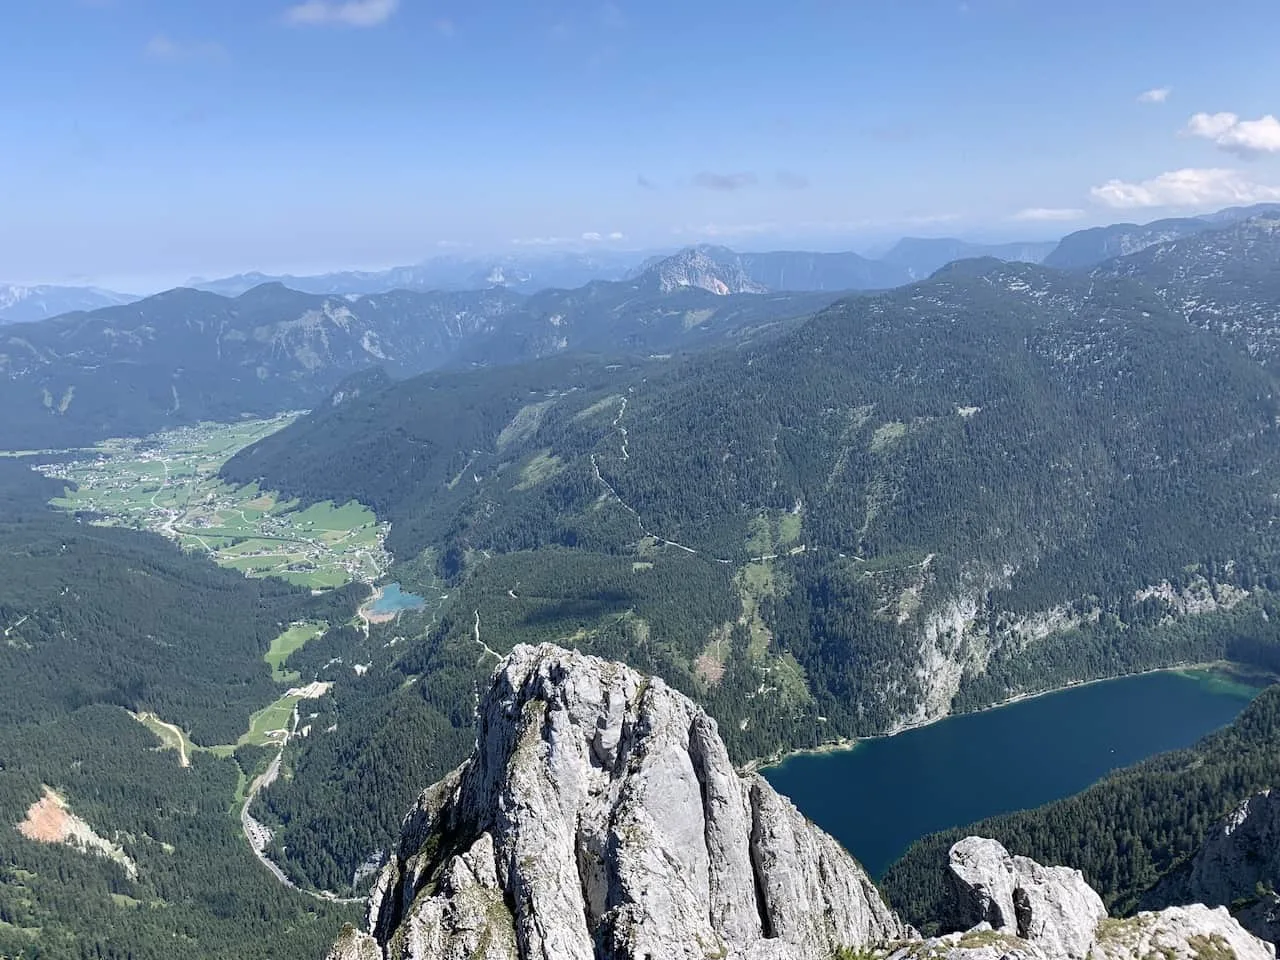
[332,645,1276,960]
[1147,790,1280,944]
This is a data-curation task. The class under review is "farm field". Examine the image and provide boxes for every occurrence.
[28,417,389,589]
[266,621,328,683]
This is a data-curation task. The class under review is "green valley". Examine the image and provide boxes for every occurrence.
[31,416,389,589]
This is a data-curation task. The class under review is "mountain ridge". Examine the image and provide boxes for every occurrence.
[0,275,841,448]
[0,283,138,325]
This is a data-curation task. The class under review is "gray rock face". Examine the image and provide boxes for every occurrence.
[1091,904,1275,960]
[949,838,1106,960]
[1144,790,1280,944]
[338,643,904,960]
[1188,791,1280,906]
[945,838,1274,960]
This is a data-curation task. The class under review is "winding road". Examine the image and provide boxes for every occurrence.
[239,707,365,904]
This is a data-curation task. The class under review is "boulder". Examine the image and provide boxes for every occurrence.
[949,837,1106,959]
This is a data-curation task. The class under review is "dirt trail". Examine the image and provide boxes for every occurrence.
[473,609,501,662]
[136,712,190,767]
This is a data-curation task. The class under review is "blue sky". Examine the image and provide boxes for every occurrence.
[2,0,1279,290]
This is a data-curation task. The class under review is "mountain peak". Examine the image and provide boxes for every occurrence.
[641,248,770,295]
[338,643,903,960]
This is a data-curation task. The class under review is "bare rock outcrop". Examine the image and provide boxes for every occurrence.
[334,643,904,960]
[946,838,1274,960]
[1090,904,1275,960]
[948,837,1106,959]
[1187,791,1280,907]
[1145,789,1280,944]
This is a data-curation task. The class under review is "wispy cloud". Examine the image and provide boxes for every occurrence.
[1011,207,1085,222]
[775,170,810,190]
[1137,87,1171,104]
[1091,167,1280,209]
[693,171,757,191]
[284,0,398,27]
[582,231,625,242]
[636,174,657,190]
[673,222,776,239]
[511,236,574,246]
[1185,112,1280,157]
[145,34,227,62]
[433,18,456,37]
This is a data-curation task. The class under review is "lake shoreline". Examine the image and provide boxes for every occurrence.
[357,584,396,625]
[740,659,1272,774]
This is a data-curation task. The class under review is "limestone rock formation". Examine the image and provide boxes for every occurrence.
[1145,790,1280,944]
[945,838,1274,960]
[334,643,904,960]
[948,837,1106,959]
[1187,791,1280,907]
[1090,904,1275,960]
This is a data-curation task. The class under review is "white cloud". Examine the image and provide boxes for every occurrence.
[1185,112,1280,157]
[145,34,226,62]
[1137,87,1171,104]
[1091,167,1280,209]
[608,231,624,240]
[1012,207,1085,222]
[284,0,398,27]
[581,232,603,241]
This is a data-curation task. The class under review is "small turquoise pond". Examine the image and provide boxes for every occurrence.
[367,582,426,616]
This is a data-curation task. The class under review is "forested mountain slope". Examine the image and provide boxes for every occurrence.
[1093,215,1280,365]
[225,259,1280,892]
[0,460,358,958]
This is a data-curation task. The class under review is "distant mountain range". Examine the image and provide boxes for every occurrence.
[877,237,1058,279]
[186,250,643,298]
[0,284,137,325]
[0,251,842,448]
[9,210,1280,450]
[188,238,1055,301]
[1044,202,1280,270]
[10,204,1280,327]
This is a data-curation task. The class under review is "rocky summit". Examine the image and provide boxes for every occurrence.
[332,643,902,960]
[332,645,1277,960]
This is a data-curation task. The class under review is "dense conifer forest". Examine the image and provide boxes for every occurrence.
[0,461,356,958]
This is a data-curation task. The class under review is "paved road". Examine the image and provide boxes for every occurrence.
[238,708,364,903]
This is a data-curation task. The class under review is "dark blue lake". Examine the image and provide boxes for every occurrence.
[762,669,1262,879]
